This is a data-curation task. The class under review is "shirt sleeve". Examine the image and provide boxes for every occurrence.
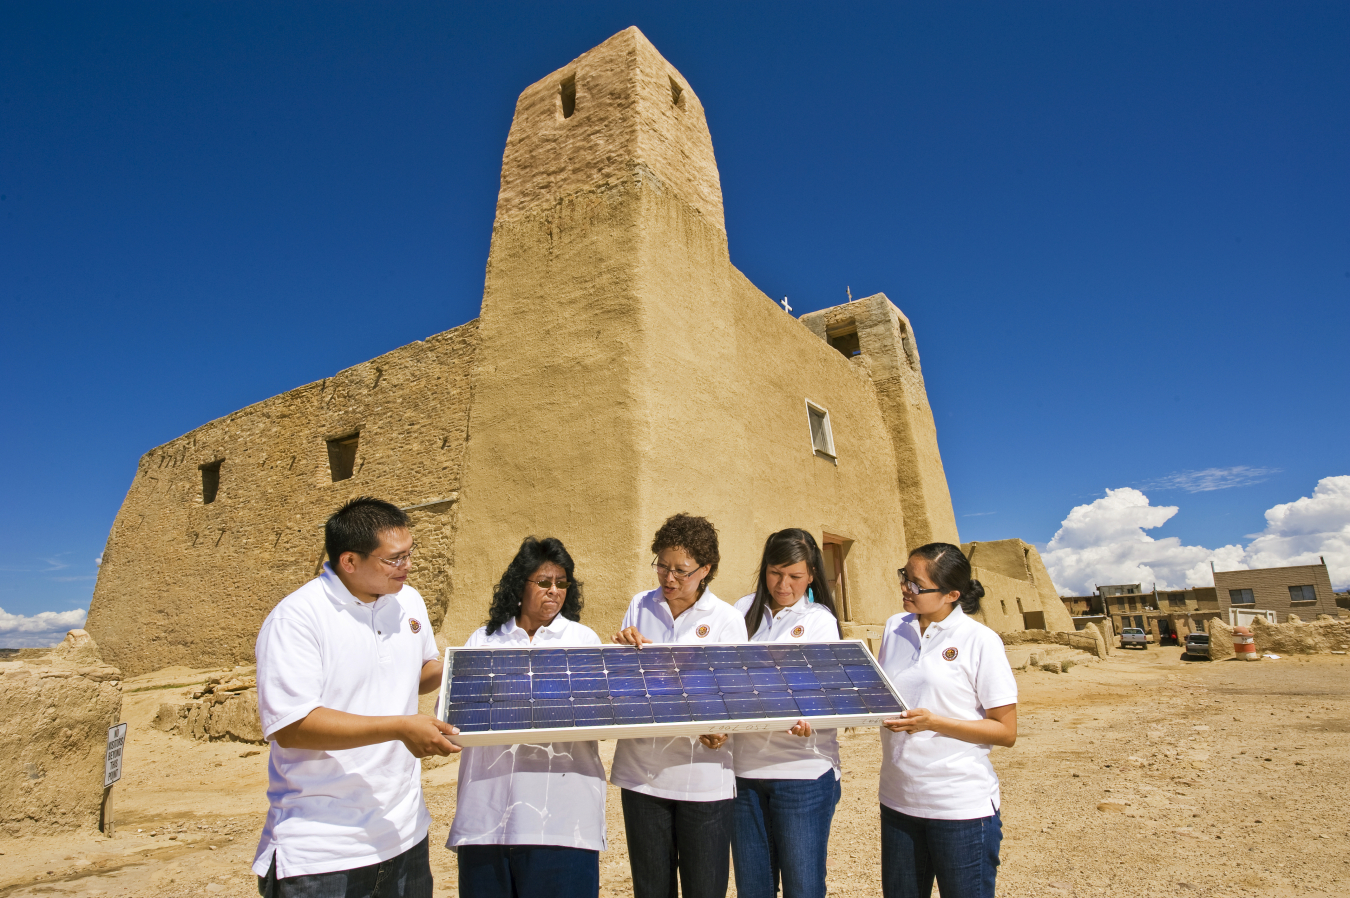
[973,629,1019,710]
[255,614,324,741]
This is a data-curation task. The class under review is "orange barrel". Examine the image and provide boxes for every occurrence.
[1233,626,1257,660]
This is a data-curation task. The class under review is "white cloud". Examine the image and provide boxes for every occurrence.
[0,606,88,649]
[1043,476,1350,595]
[1141,466,1280,493]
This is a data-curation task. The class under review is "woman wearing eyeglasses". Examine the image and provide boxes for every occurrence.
[729,529,844,898]
[610,513,748,898]
[447,536,606,898]
[876,543,1018,898]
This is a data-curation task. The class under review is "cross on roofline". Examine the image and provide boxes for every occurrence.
[780,296,792,314]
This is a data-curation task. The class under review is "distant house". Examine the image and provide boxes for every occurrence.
[1213,559,1339,624]
[1063,583,1222,643]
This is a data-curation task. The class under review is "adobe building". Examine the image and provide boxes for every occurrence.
[86,28,1068,676]
[1213,559,1339,624]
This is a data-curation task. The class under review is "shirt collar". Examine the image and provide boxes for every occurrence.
[926,605,968,632]
[320,562,395,608]
[764,595,811,616]
[500,614,569,642]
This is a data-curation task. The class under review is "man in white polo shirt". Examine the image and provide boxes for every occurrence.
[252,497,460,898]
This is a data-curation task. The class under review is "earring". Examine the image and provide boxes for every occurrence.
[806,587,815,604]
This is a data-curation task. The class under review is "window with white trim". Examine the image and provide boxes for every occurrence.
[805,400,835,459]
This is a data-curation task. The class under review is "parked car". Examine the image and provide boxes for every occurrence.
[1183,632,1211,659]
[1120,627,1149,649]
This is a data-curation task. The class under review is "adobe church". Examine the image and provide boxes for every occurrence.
[87,28,1071,676]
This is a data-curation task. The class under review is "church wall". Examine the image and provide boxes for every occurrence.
[86,323,479,676]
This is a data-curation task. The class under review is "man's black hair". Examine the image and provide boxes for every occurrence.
[325,497,410,566]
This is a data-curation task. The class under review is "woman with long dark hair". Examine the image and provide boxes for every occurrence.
[876,542,1018,898]
[447,536,606,898]
[730,528,844,898]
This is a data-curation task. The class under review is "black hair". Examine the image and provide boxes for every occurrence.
[744,529,842,638]
[651,513,720,597]
[908,542,985,614]
[485,536,584,635]
[325,497,410,566]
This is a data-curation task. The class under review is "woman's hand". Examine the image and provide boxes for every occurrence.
[882,704,1017,748]
[612,626,653,648]
[883,708,939,734]
[788,719,813,737]
[699,733,729,750]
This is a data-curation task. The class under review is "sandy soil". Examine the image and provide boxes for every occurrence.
[3,647,1347,897]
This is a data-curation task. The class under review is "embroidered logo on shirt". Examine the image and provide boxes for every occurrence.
[942,646,958,661]
[696,624,710,638]
[791,625,805,638]
[409,618,422,634]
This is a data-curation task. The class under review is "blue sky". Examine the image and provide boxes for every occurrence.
[2,2,1347,638]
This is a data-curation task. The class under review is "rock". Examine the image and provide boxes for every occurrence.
[0,630,123,833]
[1040,661,1063,674]
[1097,802,1126,812]
[1207,618,1237,661]
[153,688,265,745]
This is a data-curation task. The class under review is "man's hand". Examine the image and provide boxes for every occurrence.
[699,733,728,750]
[398,716,461,757]
[612,627,652,648]
[787,718,813,737]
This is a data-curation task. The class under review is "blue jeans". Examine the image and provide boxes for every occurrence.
[456,844,599,898]
[731,771,840,898]
[620,788,734,898]
[257,836,432,898]
[880,805,1001,898]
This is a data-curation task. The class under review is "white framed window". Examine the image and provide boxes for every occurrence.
[805,400,836,459]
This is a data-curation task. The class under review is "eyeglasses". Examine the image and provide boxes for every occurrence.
[652,559,705,582]
[529,578,571,591]
[897,568,943,595]
[364,545,415,569]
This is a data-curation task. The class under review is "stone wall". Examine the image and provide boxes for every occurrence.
[87,322,478,676]
[0,631,123,834]
[964,540,1076,634]
[1001,627,1109,659]
[1250,615,1350,655]
[151,667,264,744]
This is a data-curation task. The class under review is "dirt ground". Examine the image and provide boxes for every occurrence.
[3,647,1347,898]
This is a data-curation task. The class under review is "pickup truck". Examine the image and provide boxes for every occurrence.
[1120,627,1149,649]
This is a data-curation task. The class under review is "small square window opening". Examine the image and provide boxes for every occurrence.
[200,460,222,504]
[560,75,576,118]
[327,433,360,482]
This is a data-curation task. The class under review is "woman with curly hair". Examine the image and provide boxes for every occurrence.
[877,542,1018,898]
[447,536,605,898]
[610,513,748,898]
[730,528,844,898]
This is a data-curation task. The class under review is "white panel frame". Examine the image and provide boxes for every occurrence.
[434,640,907,747]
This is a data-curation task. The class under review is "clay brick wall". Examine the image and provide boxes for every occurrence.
[86,323,479,676]
[1213,562,1337,623]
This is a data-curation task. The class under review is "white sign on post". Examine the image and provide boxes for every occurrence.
[104,723,127,788]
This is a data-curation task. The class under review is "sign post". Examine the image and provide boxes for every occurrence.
[101,723,127,835]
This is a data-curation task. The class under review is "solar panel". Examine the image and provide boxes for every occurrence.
[435,640,908,746]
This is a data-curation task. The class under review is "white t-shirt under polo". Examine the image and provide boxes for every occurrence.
[876,606,1018,820]
[609,589,749,801]
[731,594,842,781]
[447,615,608,852]
[252,564,440,878]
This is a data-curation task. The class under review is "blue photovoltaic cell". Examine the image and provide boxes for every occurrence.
[492,675,531,699]
[573,698,615,726]
[533,699,575,727]
[608,674,646,697]
[679,669,718,694]
[688,695,729,720]
[450,675,493,702]
[492,652,531,674]
[613,697,655,724]
[446,702,492,731]
[782,668,822,690]
[723,694,765,718]
[443,643,903,736]
[714,669,755,693]
[643,670,683,695]
[749,668,788,691]
[792,690,832,716]
[491,701,534,728]
[758,692,799,717]
[531,675,570,699]
[570,673,609,698]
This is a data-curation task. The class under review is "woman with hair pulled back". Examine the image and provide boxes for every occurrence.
[876,543,1018,898]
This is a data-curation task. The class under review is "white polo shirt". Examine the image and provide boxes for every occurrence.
[252,564,440,878]
[876,606,1018,820]
[609,589,749,801]
[731,594,842,781]
[447,614,608,852]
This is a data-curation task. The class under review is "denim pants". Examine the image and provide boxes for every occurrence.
[619,788,734,898]
[257,836,432,898]
[879,805,1002,898]
[456,844,599,898]
[731,771,841,898]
